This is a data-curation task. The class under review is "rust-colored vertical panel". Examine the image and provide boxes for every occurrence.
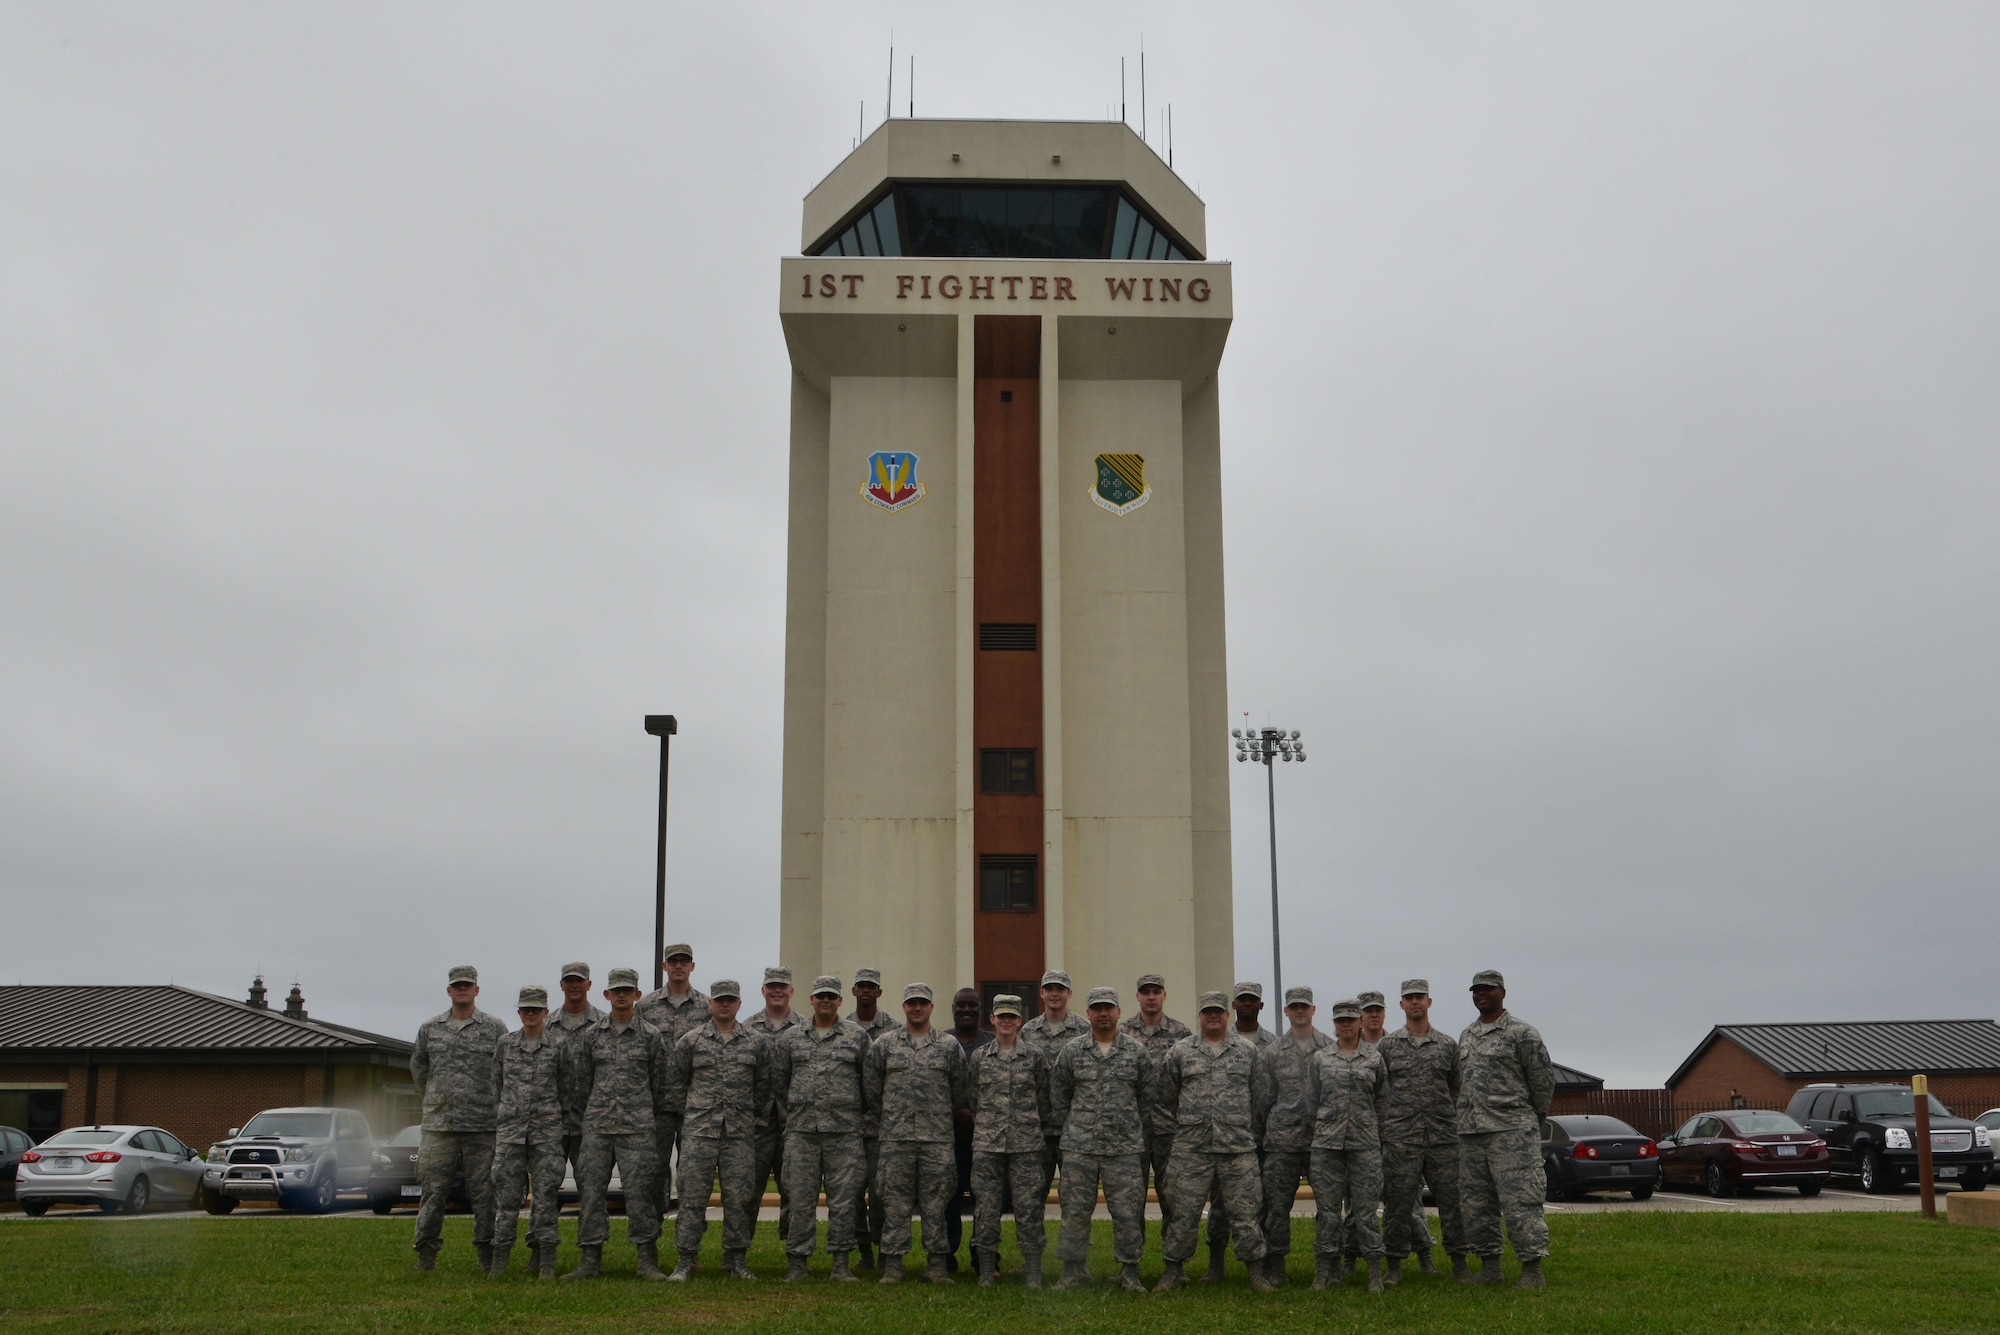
[973,315,1044,995]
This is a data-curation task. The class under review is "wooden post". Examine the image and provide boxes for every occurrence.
[1914,1074,1936,1220]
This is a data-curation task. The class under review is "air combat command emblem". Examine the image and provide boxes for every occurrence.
[1089,452,1152,516]
[861,451,927,512]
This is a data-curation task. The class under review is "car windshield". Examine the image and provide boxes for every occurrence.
[1729,1114,1804,1135]
[1854,1092,1951,1120]
[387,1126,422,1147]
[241,1113,332,1138]
[41,1130,125,1147]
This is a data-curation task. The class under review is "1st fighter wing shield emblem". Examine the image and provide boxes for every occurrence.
[861,451,926,512]
[1089,452,1153,516]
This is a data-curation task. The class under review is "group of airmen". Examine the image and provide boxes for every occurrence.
[409,944,1556,1293]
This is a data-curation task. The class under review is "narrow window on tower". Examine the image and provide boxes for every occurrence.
[980,749,1037,795]
[979,854,1038,911]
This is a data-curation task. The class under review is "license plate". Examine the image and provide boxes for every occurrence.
[51,1157,77,1169]
[1776,1145,1798,1157]
[1939,1167,1961,1180]
[1609,1164,1629,1174]
[401,1184,423,1196]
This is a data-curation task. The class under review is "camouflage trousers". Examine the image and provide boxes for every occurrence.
[756,1121,791,1242]
[1143,1129,1174,1229]
[1459,1126,1547,1261]
[1206,1148,1261,1254]
[878,1139,955,1262]
[492,1137,566,1251]
[576,1131,661,1248]
[857,1136,884,1248]
[414,1130,494,1256]
[1058,1151,1146,1264]
[971,1150,1047,1257]
[1383,1140,1465,1258]
[675,1133,759,1256]
[649,1116,680,1217]
[1162,1149,1266,1265]
[782,1130,864,1257]
[1259,1149,1311,1259]
[1309,1147,1383,1258]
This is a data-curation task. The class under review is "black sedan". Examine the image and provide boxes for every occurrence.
[1542,1115,1659,1200]
[1658,1110,1830,1196]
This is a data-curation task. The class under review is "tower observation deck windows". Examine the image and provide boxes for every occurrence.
[812,185,1193,260]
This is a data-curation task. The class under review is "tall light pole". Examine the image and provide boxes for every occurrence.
[1234,722,1305,1033]
[644,715,677,991]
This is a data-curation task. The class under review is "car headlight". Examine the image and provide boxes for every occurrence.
[1977,1126,1991,1148]
[208,1147,228,1163]
[283,1146,314,1163]
[1883,1127,1911,1150]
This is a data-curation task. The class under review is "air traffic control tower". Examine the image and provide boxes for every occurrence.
[779,119,1234,1011]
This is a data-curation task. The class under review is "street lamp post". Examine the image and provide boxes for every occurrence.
[643,715,678,991]
[1234,723,1306,1033]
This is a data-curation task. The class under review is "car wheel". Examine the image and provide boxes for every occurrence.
[1798,1182,1823,1197]
[20,1200,50,1217]
[1861,1151,1894,1194]
[370,1190,394,1216]
[112,1175,150,1215]
[1958,1175,1987,1193]
[203,1190,238,1215]
[1704,1161,1730,1199]
[1630,1184,1655,1201]
[1544,1159,1564,1202]
[309,1169,340,1213]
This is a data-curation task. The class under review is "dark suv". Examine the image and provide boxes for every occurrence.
[1785,1084,1993,1193]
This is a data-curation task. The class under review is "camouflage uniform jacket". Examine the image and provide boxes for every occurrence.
[1049,1032,1155,1156]
[863,1027,970,1144]
[1454,1011,1554,1135]
[1120,1013,1193,1136]
[771,1018,872,1136]
[1307,1043,1389,1150]
[1377,1026,1462,1146]
[1155,1032,1271,1155]
[1257,1027,1336,1153]
[847,1010,900,1137]
[636,986,710,1050]
[667,1021,773,1140]
[548,1004,603,1135]
[412,1009,508,1132]
[492,1028,571,1145]
[570,1014,671,1136]
[747,1009,805,1132]
[969,1042,1050,1154]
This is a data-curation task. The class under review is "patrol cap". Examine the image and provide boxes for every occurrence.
[903,983,934,1003]
[1358,991,1386,1009]
[605,967,641,991]
[709,978,742,999]
[990,994,1025,1018]
[810,975,843,997]
[662,943,694,962]
[517,985,549,1009]
[1400,979,1431,997]
[1233,981,1263,1001]
[1330,998,1363,1020]
[764,967,793,986]
[1136,972,1167,990]
[448,965,478,985]
[1284,986,1314,1006]
[853,968,882,987]
[1197,990,1229,1012]
[1040,970,1073,990]
[1470,969,1505,990]
[559,962,591,982]
[1086,987,1120,1008]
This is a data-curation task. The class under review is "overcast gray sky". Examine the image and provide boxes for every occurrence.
[4,4,1996,1087]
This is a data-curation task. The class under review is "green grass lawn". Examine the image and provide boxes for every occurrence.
[3,1213,1997,1334]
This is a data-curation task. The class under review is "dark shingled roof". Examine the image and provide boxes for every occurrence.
[0,985,412,1056]
[1552,1062,1604,1090]
[1667,1020,2000,1089]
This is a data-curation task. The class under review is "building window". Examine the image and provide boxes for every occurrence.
[980,749,1036,795]
[979,854,1038,911]
[979,623,1037,651]
[812,185,1197,261]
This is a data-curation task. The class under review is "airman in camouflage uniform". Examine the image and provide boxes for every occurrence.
[846,967,898,1270]
[1307,999,1389,1292]
[1377,978,1466,1283]
[489,985,572,1279]
[635,945,707,1215]
[1456,970,1555,1289]
[549,963,604,1176]
[411,965,507,1272]
[969,994,1052,1287]
[1256,985,1333,1286]
[665,979,772,1280]
[563,967,672,1280]
[1019,970,1091,1226]
[747,966,805,1243]
[1120,972,1192,1234]
[1048,987,1155,1291]
[1204,981,1277,1281]
[771,976,871,1283]
[1153,991,1277,1293]
[1341,989,1392,1275]
[864,982,971,1284]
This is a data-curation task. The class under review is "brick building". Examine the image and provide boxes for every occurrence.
[0,981,416,1149]
[1666,1020,2000,1119]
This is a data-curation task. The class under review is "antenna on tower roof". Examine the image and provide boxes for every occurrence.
[1120,57,1126,127]
[909,54,913,118]
[1140,40,1147,143]
[1169,104,1174,168]
[886,33,894,125]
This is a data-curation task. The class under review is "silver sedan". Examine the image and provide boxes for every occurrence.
[16,1125,207,1215]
